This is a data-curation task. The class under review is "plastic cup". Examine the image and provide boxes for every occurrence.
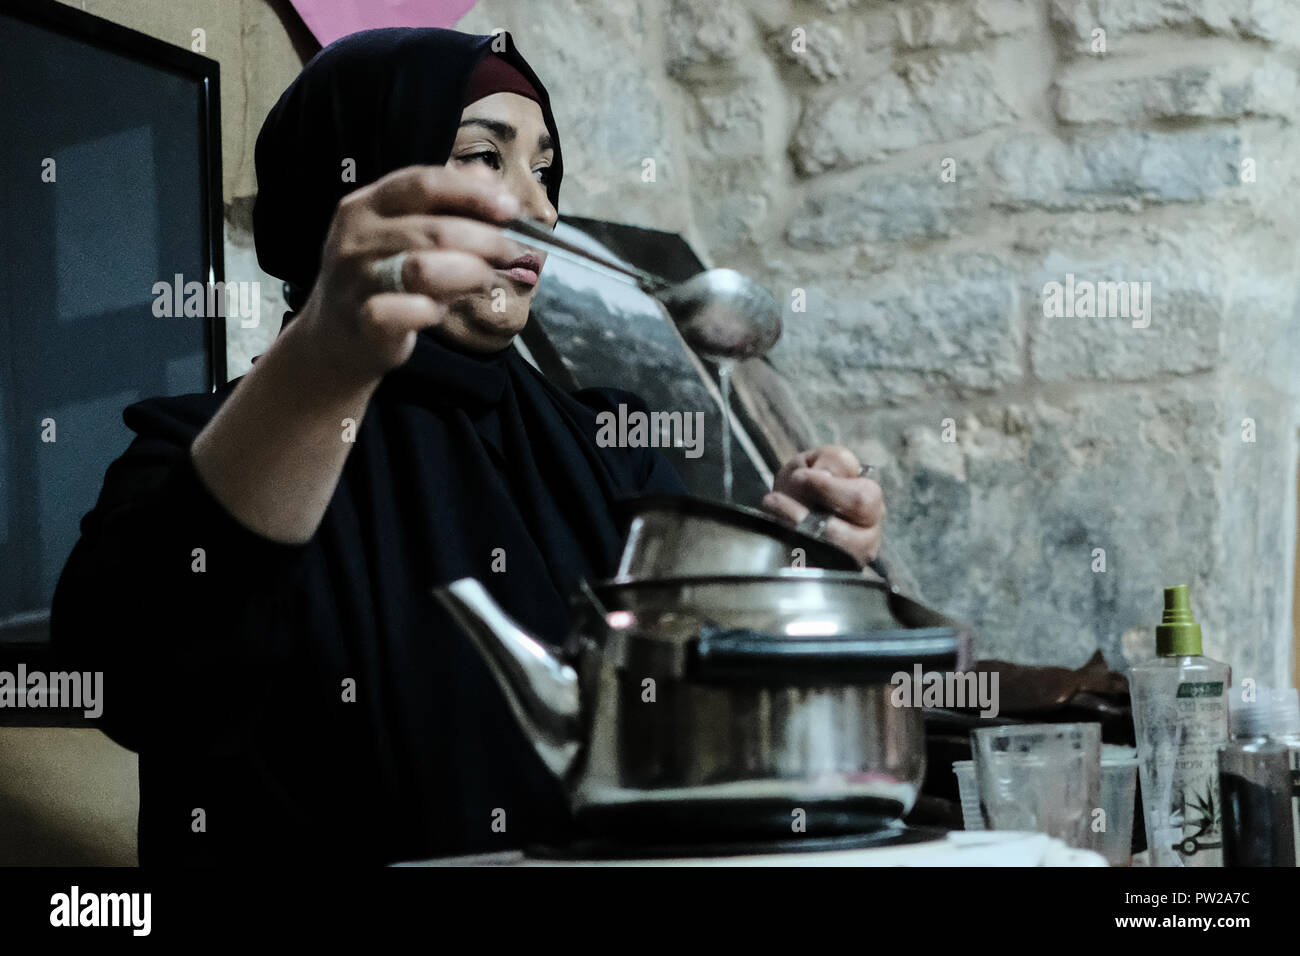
[952,760,984,830]
[971,722,1102,849]
[1095,744,1139,866]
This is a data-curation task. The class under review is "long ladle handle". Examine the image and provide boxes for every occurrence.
[501,216,673,295]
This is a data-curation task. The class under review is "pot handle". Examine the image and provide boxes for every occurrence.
[689,626,959,684]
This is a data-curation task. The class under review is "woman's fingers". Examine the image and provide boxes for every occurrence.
[366,215,528,272]
[804,445,862,479]
[398,249,501,301]
[773,444,860,487]
[781,467,885,527]
[765,449,887,567]
[760,488,806,526]
[359,293,448,335]
[760,490,881,564]
[773,448,814,488]
[365,164,519,220]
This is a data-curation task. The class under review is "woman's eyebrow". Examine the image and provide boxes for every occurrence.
[458,118,554,153]
[458,118,515,141]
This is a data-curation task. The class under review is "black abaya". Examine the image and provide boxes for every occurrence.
[52,332,686,864]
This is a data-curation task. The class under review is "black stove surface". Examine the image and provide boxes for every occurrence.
[526,822,948,861]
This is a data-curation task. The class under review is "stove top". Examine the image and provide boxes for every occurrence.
[526,823,948,862]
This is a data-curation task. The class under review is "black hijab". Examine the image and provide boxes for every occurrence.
[253,26,564,303]
[53,28,686,864]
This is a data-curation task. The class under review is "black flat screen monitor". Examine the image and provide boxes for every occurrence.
[0,0,224,661]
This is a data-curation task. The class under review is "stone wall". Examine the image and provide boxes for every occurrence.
[455,0,1300,685]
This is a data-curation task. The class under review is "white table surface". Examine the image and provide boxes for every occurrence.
[399,831,1110,867]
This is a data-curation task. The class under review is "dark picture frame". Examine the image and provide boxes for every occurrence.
[0,0,225,713]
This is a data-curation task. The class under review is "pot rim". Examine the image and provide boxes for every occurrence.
[614,494,860,572]
[600,567,885,588]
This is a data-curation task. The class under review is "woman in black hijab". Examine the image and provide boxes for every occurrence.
[51,27,885,865]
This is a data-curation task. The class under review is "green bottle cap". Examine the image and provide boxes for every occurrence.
[1156,584,1202,656]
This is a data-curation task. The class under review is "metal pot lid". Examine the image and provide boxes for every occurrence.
[595,569,902,636]
[614,495,860,573]
[587,569,971,680]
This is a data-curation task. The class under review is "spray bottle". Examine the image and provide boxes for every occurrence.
[1129,585,1230,866]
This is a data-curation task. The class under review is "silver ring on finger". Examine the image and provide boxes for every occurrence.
[372,251,409,295]
[794,509,833,540]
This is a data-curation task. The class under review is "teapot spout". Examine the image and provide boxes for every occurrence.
[434,578,582,781]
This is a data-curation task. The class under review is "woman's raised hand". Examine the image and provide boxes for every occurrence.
[190,166,521,544]
[294,165,523,389]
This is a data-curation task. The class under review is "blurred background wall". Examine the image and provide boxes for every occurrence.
[12,0,1298,862]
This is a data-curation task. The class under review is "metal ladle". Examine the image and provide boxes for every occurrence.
[502,216,782,361]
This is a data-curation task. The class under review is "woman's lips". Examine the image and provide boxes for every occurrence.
[497,252,543,288]
[498,265,539,286]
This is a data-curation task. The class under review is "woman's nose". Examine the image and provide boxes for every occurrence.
[521,183,557,229]
[501,160,555,227]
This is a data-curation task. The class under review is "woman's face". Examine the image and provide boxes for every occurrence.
[441,91,558,352]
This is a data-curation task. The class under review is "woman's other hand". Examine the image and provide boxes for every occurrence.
[295,165,525,390]
[760,445,885,566]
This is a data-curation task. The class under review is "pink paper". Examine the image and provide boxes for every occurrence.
[289,0,481,47]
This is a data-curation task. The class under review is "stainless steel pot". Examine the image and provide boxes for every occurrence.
[615,495,860,579]
[435,569,967,840]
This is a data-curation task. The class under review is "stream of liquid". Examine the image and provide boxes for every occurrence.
[717,359,736,503]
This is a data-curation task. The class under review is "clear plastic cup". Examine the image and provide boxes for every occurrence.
[971,722,1102,849]
[952,760,984,830]
[1095,744,1139,866]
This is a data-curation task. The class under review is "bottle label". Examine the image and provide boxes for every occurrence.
[1171,685,1226,863]
[1290,751,1300,864]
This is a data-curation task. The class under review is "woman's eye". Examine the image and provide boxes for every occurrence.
[461,150,501,170]
[534,166,552,185]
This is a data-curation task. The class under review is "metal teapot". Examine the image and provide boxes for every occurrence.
[434,569,965,840]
